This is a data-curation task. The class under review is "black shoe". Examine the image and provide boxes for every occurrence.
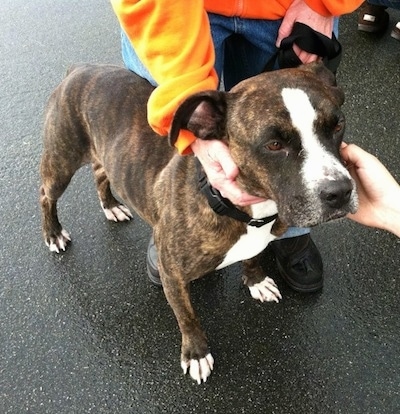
[358,3,389,33]
[270,234,323,293]
[146,235,162,286]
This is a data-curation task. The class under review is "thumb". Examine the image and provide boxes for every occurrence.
[276,18,293,47]
[212,143,239,180]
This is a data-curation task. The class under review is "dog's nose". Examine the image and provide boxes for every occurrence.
[319,179,353,209]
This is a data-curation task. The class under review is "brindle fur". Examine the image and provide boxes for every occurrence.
[40,63,351,381]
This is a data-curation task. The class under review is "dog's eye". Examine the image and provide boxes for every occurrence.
[333,116,345,135]
[267,141,283,151]
[334,123,343,133]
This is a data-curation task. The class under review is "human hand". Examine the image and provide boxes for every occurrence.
[191,139,266,206]
[341,142,400,237]
[276,0,334,64]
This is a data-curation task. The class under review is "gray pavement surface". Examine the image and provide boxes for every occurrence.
[1,1,400,413]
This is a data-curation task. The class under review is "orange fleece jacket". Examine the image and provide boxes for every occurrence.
[111,0,362,154]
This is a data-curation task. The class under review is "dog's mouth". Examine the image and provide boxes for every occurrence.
[316,199,359,226]
[324,209,351,223]
[280,197,358,228]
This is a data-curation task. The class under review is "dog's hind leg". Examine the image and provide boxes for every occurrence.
[39,151,78,253]
[242,254,282,303]
[92,158,133,222]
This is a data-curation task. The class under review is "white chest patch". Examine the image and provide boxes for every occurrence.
[216,200,278,270]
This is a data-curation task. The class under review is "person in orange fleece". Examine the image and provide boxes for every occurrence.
[111,0,363,293]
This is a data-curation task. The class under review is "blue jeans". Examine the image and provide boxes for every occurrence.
[120,14,310,239]
[121,14,282,88]
[208,14,281,90]
[367,0,400,8]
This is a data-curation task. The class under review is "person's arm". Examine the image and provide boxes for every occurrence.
[112,0,265,206]
[111,0,218,154]
[341,143,400,237]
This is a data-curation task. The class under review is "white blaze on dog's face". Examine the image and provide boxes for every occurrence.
[282,87,346,187]
[278,87,358,226]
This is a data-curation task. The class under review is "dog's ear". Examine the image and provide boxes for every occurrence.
[169,91,227,147]
[300,62,345,106]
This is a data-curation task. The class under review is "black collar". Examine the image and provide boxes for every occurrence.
[196,159,278,228]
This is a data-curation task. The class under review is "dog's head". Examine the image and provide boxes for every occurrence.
[170,63,358,227]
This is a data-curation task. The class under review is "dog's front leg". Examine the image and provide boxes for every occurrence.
[161,271,214,384]
[242,254,282,303]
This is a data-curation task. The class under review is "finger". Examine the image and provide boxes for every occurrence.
[214,179,265,206]
[276,17,294,47]
[340,143,363,167]
[214,178,244,203]
[210,143,239,180]
[292,44,319,64]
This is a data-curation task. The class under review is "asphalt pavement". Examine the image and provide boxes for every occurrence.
[1,1,399,413]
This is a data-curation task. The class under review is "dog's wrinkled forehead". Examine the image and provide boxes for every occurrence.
[280,86,340,172]
[226,65,345,154]
[230,63,344,113]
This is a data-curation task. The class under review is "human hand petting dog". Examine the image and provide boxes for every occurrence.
[341,143,400,237]
[191,138,266,206]
[276,0,334,64]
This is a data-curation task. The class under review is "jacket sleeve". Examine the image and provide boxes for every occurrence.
[304,0,363,16]
[111,0,219,154]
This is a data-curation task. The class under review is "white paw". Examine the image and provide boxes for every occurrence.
[181,353,214,384]
[249,277,282,303]
[101,203,133,222]
[46,229,71,253]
